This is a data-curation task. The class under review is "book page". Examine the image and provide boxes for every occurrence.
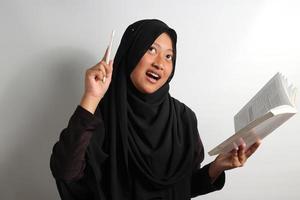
[281,74,297,106]
[208,110,297,156]
[208,73,297,156]
[234,73,291,132]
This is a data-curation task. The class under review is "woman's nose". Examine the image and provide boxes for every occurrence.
[152,56,164,70]
[152,62,163,70]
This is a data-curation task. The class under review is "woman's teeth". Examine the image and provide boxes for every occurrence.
[146,71,161,80]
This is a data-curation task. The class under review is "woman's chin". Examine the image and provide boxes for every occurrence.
[139,85,159,94]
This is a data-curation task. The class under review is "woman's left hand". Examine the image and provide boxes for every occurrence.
[208,139,261,182]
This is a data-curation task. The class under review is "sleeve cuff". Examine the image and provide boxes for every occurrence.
[72,105,103,129]
[212,170,225,190]
[203,163,226,190]
[190,163,226,197]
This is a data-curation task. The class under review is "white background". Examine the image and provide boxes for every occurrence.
[1,0,299,199]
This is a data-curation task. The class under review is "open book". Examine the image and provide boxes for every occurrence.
[208,72,297,156]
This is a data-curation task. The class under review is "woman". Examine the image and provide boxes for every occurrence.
[50,19,261,200]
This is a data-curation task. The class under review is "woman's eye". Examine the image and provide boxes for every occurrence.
[166,54,173,61]
[148,46,156,54]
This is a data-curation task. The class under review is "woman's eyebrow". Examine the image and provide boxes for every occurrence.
[153,42,174,53]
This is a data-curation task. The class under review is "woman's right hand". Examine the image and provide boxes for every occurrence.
[80,49,114,114]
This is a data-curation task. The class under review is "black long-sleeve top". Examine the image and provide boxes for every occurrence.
[50,106,225,200]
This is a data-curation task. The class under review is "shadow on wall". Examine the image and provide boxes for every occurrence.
[0,47,95,199]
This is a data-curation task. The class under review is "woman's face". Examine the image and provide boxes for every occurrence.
[130,33,174,94]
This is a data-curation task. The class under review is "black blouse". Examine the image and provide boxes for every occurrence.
[50,106,225,200]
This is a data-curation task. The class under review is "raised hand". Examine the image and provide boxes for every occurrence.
[80,48,114,114]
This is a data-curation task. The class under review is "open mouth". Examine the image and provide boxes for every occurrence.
[146,70,161,82]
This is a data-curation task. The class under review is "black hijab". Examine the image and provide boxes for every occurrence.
[90,19,201,199]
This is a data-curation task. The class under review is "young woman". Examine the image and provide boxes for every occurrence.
[50,19,261,200]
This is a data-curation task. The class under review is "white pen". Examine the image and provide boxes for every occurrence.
[105,30,115,65]
[103,30,115,83]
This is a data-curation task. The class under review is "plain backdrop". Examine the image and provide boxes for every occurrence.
[1,0,299,199]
